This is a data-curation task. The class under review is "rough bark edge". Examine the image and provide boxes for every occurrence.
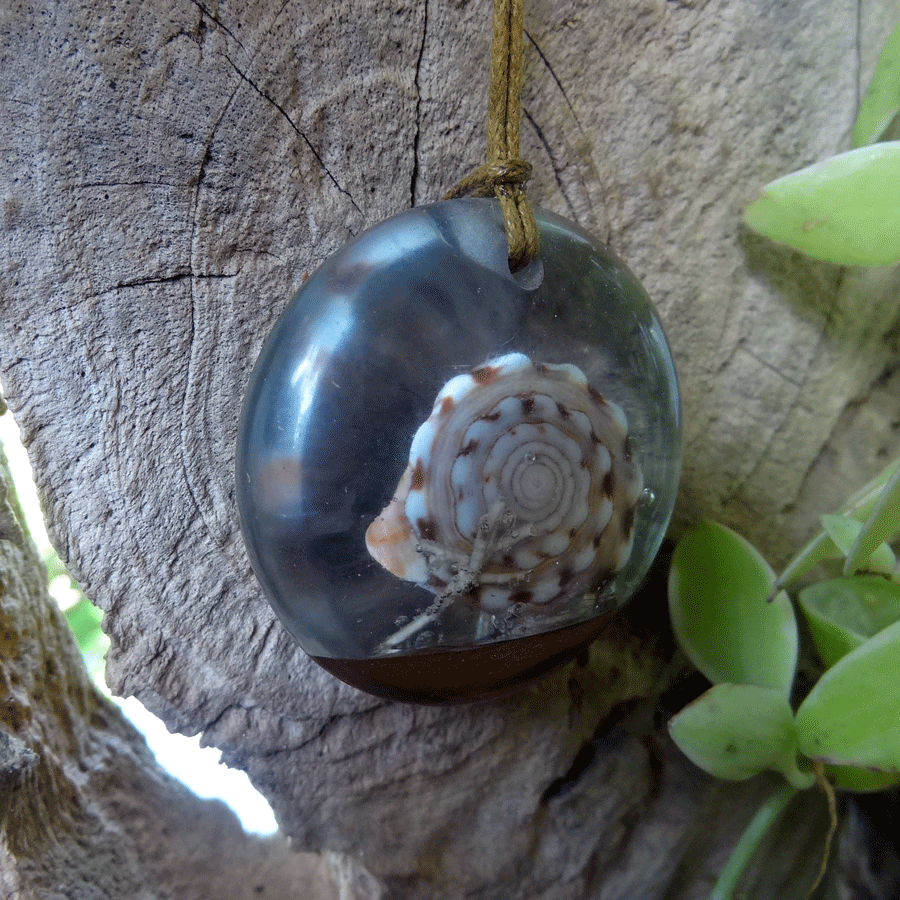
[0,434,342,900]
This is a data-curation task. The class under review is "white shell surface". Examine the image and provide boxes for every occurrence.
[365,353,643,613]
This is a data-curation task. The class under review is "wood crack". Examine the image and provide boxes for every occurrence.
[720,284,841,510]
[410,0,428,207]
[225,56,363,217]
[738,346,802,388]
[77,181,183,190]
[522,33,612,235]
[85,271,238,298]
[522,107,577,218]
[525,30,581,129]
[188,0,247,52]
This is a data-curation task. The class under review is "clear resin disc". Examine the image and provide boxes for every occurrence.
[236,198,681,702]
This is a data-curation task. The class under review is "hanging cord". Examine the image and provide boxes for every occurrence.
[445,0,539,273]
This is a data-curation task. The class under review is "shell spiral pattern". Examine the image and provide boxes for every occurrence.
[365,353,643,614]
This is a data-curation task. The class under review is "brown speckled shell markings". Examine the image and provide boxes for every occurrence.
[366,354,643,634]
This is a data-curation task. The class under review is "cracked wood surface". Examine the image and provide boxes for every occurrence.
[1,0,899,897]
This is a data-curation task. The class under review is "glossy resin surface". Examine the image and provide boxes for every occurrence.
[236,199,681,700]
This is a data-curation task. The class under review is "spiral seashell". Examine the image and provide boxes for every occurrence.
[365,353,643,614]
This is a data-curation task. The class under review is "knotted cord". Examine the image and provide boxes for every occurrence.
[445,0,539,273]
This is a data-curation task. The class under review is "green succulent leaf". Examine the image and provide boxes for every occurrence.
[743,143,900,265]
[795,619,900,770]
[777,459,900,590]
[775,532,842,592]
[799,576,900,668]
[825,764,900,793]
[821,514,896,576]
[845,462,900,576]
[842,458,900,513]
[668,521,798,695]
[854,22,900,147]
[669,683,814,789]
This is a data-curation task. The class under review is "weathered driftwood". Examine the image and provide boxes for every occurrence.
[2,0,899,897]
[0,447,344,898]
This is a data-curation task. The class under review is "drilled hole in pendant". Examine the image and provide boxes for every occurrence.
[512,256,544,291]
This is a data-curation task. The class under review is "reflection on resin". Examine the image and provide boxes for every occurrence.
[236,198,681,700]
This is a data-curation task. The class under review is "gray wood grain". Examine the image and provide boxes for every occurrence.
[1,0,898,896]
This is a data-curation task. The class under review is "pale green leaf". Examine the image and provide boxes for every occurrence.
[798,576,900,668]
[796,619,900,770]
[845,462,900,576]
[773,531,842,593]
[777,458,900,589]
[743,143,900,265]
[669,684,813,788]
[841,458,900,513]
[821,514,896,576]
[825,764,900,792]
[668,521,797,696]
[707,783,799,900]
[854,22,900,147]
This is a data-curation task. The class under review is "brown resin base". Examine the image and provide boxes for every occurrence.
[312,615,611,704]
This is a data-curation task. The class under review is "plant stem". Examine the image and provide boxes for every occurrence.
[709,782,798,900]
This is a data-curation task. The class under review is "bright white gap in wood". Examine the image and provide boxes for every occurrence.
[0,402,278,836]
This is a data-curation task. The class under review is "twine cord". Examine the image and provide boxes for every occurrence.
[445,0,539,272]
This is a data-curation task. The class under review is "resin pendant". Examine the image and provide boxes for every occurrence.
[236,198,681,703]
